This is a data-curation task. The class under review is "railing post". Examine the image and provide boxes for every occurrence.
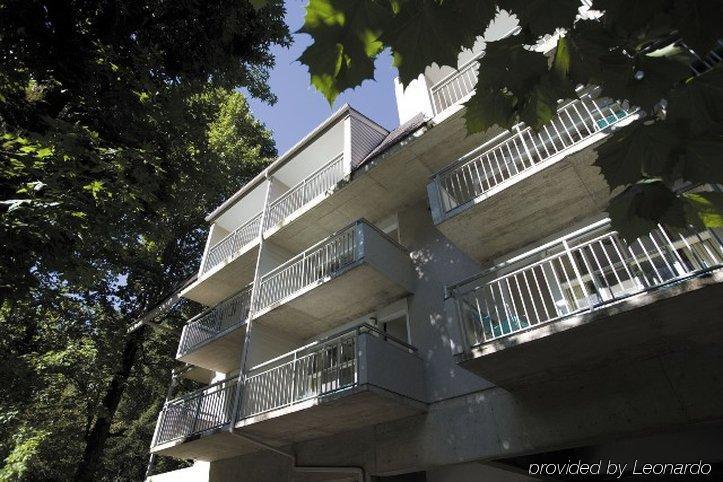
[190,394,202,435]
[290,352,297,404]
[562,238,593,308]
[514,125,535,166]
[355,221,365,261]
[353,331,359,386]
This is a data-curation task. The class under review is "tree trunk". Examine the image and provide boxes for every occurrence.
[74,325,148,481]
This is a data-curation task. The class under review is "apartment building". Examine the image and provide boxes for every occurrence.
[146,13,723,482]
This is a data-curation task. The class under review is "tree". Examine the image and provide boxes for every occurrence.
[292,0,723,239]
[1,1,288,480]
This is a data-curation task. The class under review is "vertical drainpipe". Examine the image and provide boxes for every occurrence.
[229,173,273,428]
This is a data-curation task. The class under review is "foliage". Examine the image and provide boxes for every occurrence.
[295,0,723,239]
[1,0,287,480]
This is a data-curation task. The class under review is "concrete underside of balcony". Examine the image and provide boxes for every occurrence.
[235,385,427,447]
[458,269,723,389]
[151,429,256,462]
[177,324,246,374]
[254,262,412,339]
[179,365,215,385]
[182,245,258,307]
[266,111,502,254]
[436,142,611,264]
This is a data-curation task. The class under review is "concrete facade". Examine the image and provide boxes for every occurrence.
[147,12,723,481]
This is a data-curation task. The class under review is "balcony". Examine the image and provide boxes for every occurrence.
[452,218,723,387]
[263,153,344,239]
[234,324,425,445]
[182,210,262,307]
[253,220,414,338]
[260,107,389,253]
[428,53,482,118]
[152,325,425,461]
[428,94,638,262]
[201,213,261,277]
[176,286,252,373]
[150,377,251,461]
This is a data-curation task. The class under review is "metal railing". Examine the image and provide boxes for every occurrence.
[264,154,345,232]
[430,56,481,116]
[152,377,239,446]
[255,221,359,312]
[431,95,634,217]
[177,286,253,357]
[428,26,521,115]
[201,213,262,275]
[452,219,723,347]
[239,324,416,419]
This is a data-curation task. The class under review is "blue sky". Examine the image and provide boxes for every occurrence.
[246,0,400,154]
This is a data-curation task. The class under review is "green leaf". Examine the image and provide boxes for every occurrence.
[607,179,685,240]
[463,87,516,134]
[249,0,268,10]
[498,0,579,37]
[298,0,392,103]
[681,136,723,184]
[595,121,681,189]
[683,191,723,229]
[83,180,105,200]
[668,65,723,136]
[476,36,548,94]
[381,0,495,86]
[518,78,558,129]
[673,0,723,55]
[564,20,622,86]
[598,49,692,111]
[553,36,571,78]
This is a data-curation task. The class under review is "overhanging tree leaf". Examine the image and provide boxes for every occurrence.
[681,136,723,184]
[381,0,495,86]
[498,0,579,38]
[518,73,574,129]
[298,0,392,103]
[683,191,723,229]
[607,179,686,239]
[667,65,723,136]
[673,0,723,55]
[297,0,723,238]
[476,36,548,94]
[463,87,516,133]
[595,121,681,189]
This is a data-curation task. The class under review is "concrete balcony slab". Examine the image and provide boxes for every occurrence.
[254,221,415,339]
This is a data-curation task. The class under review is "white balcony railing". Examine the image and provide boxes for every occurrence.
[452,219,723,347]
[177,286,253,357]
[264,153,345,232]
[428,26,521,116]
[429,55,482,116]
[201,213,262,275]
[255,221,360,312]
[238,324,416,420]
[152,376,238,447]
[430,95,633,219]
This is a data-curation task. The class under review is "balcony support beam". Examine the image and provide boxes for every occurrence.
[228,431,368,482]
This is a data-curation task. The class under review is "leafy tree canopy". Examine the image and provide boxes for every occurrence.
[291,0,723,239]
[1,1,288,480]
